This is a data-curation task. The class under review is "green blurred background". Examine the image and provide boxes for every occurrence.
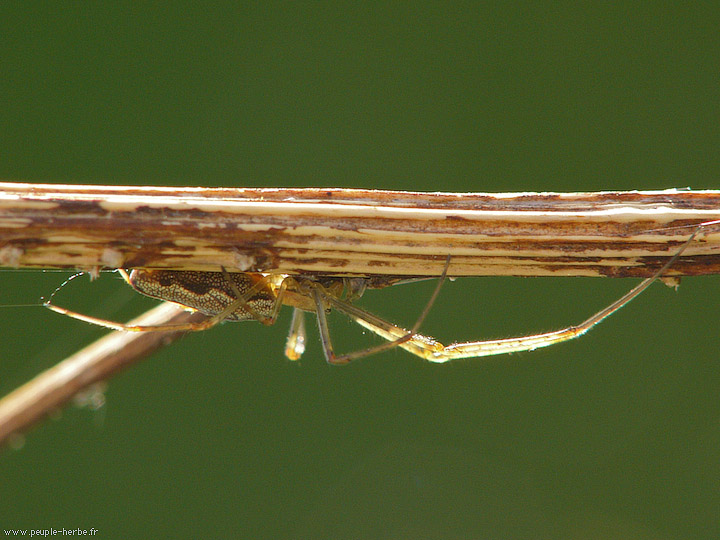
[1,3,718,539]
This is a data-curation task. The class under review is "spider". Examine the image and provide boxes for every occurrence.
[44,223,709,364]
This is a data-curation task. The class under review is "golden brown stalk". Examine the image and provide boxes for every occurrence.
[1,183,719,277]
[0,303,204,446]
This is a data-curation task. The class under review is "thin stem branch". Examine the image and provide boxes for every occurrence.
[0,303,205,446]
[1,183,720,277]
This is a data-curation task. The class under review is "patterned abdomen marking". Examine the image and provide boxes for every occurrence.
[126,270,276,321]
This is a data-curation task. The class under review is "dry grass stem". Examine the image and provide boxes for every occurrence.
[0,303,205,446]
[1,183,719,278]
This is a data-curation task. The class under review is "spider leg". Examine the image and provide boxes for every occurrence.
[284,307,307,361]
[219,267,286,326]
[312,256,450,364]
[338,221,708,362]
[44,292,254,333]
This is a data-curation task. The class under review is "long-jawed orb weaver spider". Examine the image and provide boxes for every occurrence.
[44,223,710,364]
